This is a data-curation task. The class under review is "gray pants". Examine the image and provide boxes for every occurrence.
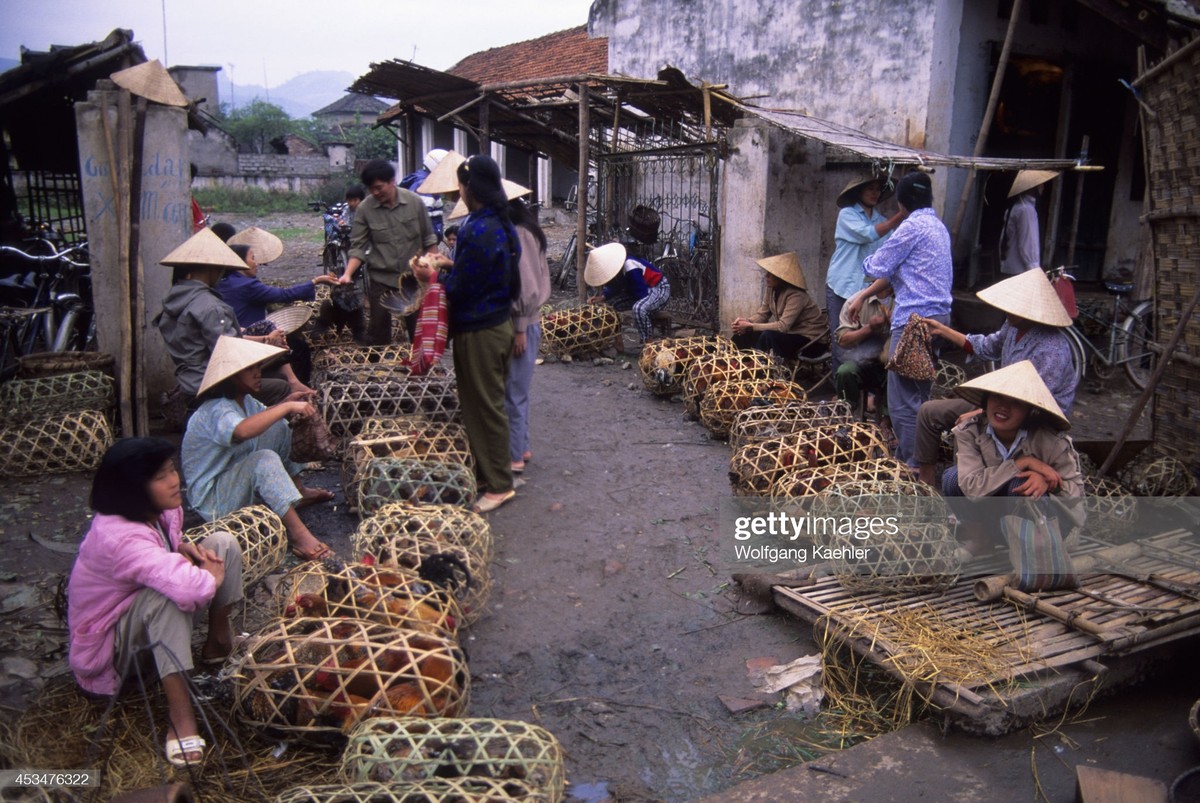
[914,398,974,466]
[112,532,243,682]
[505,321,542,463]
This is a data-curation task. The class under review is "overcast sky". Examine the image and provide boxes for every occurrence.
[2,0,597,84]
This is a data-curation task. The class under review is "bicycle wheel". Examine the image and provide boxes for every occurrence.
[322,243,341,273]
[1063,325,1087,386]
[556,235,578,291]
[1118,301,1156,390]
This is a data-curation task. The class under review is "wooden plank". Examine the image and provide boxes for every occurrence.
[1075,765,1167,803]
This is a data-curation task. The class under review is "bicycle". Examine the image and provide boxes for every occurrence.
[652,209,715,313]
[1044,265,1158,390]
[0,240,93,378]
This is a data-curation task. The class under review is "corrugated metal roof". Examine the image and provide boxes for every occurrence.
[742,106,1085,171]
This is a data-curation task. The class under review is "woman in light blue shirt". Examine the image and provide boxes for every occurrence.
[826,175,904,369]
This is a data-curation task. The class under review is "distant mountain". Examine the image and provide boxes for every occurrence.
[224,70,358,118]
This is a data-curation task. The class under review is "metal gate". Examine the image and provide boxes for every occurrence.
[595,144,721,329]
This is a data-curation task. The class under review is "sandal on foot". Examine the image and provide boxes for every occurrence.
[291,541,333,561]
[511,461,525,474]
[471,489,516,514]
[165,735,206,767]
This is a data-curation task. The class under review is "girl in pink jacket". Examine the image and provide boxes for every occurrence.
[67,438,243,767]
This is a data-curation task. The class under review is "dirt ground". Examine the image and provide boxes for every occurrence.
[0,210,1177,802]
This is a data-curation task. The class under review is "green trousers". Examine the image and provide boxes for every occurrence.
[452,321,515,495]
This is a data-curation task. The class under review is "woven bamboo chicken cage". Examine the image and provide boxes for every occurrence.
[1119,451,1197,496]
[233,618,468,740]
[1083,475,1138,544]
[769,458,918,503]
[353,504,491,624]
[17,350,114,378]
[727,399,856,452]
[729,421,890,496]
[698,379,807,439]
[341,717,564,799]
[814,480,959,594]
[0,370,115,422]
[275,778,550,803]
[354,502,494,565]
[312,345,412,385]
[930,361,967,400]
[0,409,113,477]
[320,376,460,445]
[274,559,462,638]
[343,420,473,508]
[682,351,781,418]
[356,458,477,515]
[184,504,288,587]
[637,335,735,396]
[540,304,621,356]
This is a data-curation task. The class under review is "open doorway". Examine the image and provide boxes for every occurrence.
[974,54,1064,287]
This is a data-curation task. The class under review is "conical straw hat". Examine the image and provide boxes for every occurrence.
[755,252,806,289]
[228,226,284,264]
[584,242,627,287]
[417,150,468,195]
[160,227,250,270]
[1008,170,1059,198]
[976,268,1071,327]
[446,179,533,220]
[110,60,190,107]
[197,336,287,397]
[954,360,1069,430]
[837,174,894,208]
[265,305,314,335]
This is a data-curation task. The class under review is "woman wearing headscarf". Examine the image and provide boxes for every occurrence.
[413,155,520,514]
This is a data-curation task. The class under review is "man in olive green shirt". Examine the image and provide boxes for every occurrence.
[341,159,439,345]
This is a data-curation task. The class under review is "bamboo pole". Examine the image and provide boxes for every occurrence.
[1065,135,1089,268]
[576,82,590,304]
[949,0,1024,252]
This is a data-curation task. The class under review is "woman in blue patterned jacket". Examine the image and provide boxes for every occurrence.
[414,155,520,514]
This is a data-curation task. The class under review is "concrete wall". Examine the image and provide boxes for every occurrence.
[168,65,221,116]
[592,0,940,148]
[75,84,191,402]
[186,127,239,175]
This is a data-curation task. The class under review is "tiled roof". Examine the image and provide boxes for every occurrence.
[447,25,607,85]
[313,93,390,116]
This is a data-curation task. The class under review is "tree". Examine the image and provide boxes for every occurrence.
[219,100,294,154]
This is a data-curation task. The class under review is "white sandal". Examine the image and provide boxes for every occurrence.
[165,735,206,767]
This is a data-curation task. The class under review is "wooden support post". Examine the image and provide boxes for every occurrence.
[479,98,490,154]
[100,93,134,437]
[1065,135,1089,268]
[128,97,149,436]
[576,82,590,304]
[949,0,1024,254]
